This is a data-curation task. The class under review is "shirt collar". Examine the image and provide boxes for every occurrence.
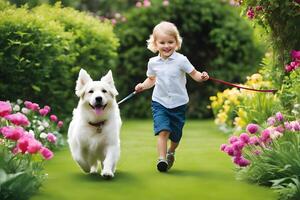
[157,51,177,61]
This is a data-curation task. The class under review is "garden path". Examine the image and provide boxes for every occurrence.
[30,120,277,200]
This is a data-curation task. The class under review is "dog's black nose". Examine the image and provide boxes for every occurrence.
[95,96,102,103]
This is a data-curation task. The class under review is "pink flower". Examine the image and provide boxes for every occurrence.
[0,126,25,141]
[40,147,54,160]
[267,117,276,126]
[285,64,294,72]
[136,1,142,7]
[238,157,250,167]
[143,0,151,7]
[220,144,227,151]
[5,112,30,126]
[246,123,259,134]
[39,108,49,116]
[261,129,271,142]
[0,101,12,117]
[291,50,300,61]
[47,133,57,143]
[275,112,284,122]
[224,146,234,156]
[275,125,285,133]
[27,139,42,154]
[57,121,64,128]
[232,141,245,151]
[50,114,58,122]
[239,133,250,143]
[163,0,169,6]
[111,18,117,25]
[24,101,40,111]
[43,105,51,112]
[233,156,250,167]
[249,136,260,145]
[17,135,31,153]
[246,7,255,19]
[228,136,239,144]
[284,122,292,130]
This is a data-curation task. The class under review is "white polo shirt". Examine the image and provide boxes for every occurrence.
[146,51,195,109]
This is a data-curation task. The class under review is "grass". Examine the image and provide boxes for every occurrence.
[30,120,277,200]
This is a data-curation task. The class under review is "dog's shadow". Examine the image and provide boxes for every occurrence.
[71,170,137,183]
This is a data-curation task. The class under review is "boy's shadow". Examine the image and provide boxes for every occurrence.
[166,169,228,180]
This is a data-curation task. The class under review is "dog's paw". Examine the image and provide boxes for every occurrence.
[101,170,114,179]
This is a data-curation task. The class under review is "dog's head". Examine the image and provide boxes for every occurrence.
[75,69,118,115]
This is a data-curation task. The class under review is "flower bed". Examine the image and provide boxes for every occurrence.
[0,100,64,200]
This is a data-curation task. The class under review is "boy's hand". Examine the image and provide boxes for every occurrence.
[135,83,145,93]
[200,71,209,81]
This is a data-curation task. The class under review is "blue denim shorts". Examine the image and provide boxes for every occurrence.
[151,101,187,143]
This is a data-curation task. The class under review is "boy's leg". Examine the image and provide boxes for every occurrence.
[167,141,178,169]
[157,130,170,159]
[157,130,170,172]
[168,141,179,153]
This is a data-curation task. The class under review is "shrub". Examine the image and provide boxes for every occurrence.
[0,6,74,118]
[0,3,119,118]
[115,0,264,118]
[33,3,119,80]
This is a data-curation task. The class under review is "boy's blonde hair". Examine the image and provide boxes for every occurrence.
[147,21,182,53]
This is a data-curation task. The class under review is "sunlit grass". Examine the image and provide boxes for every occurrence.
[30,120,277,200]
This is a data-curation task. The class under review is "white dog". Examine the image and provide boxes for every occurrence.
[68,69,121,179]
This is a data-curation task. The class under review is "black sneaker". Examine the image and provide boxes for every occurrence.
[157,159,168,172]
[166,151,175,170]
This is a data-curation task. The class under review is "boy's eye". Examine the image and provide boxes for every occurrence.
[88,90,94,93]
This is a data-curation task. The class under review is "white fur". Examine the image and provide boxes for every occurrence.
[68,69,121,179]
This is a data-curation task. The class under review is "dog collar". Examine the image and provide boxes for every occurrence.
[88,120,106,128]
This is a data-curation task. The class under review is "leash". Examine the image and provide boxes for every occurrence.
[118,91,137,105]
[208,77,278,93]
[117,77,277,105]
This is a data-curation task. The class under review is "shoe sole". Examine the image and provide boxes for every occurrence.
[157,161,168,172]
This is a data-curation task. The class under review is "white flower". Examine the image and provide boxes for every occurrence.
[17,99,23,104]
[21,107,30,114]
[13,105,20,112]
[40,132,48,139]
[43,121,49,128]
[38,125,45,132]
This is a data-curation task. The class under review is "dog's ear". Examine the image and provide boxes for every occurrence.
[75,69,92,97]
[101,70,118,96]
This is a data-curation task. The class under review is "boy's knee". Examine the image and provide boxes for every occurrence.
[158,130,170,138]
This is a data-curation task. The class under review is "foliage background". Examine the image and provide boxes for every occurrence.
[115,0,264,118]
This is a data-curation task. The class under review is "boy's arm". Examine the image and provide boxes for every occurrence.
[135,76,156,93]
[189,69,209,82]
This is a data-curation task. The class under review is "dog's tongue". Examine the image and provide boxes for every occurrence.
[95,107,104,115]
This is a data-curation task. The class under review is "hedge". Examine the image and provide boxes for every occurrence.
[0,3,119,118]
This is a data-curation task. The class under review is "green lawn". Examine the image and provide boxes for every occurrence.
[30,120,277,200]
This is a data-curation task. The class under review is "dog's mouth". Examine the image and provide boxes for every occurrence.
[89,103,107,115]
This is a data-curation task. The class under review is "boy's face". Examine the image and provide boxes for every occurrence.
[155,32,177,59]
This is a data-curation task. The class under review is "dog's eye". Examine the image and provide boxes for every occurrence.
[88,90,94,93]
[102,89,107,93]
